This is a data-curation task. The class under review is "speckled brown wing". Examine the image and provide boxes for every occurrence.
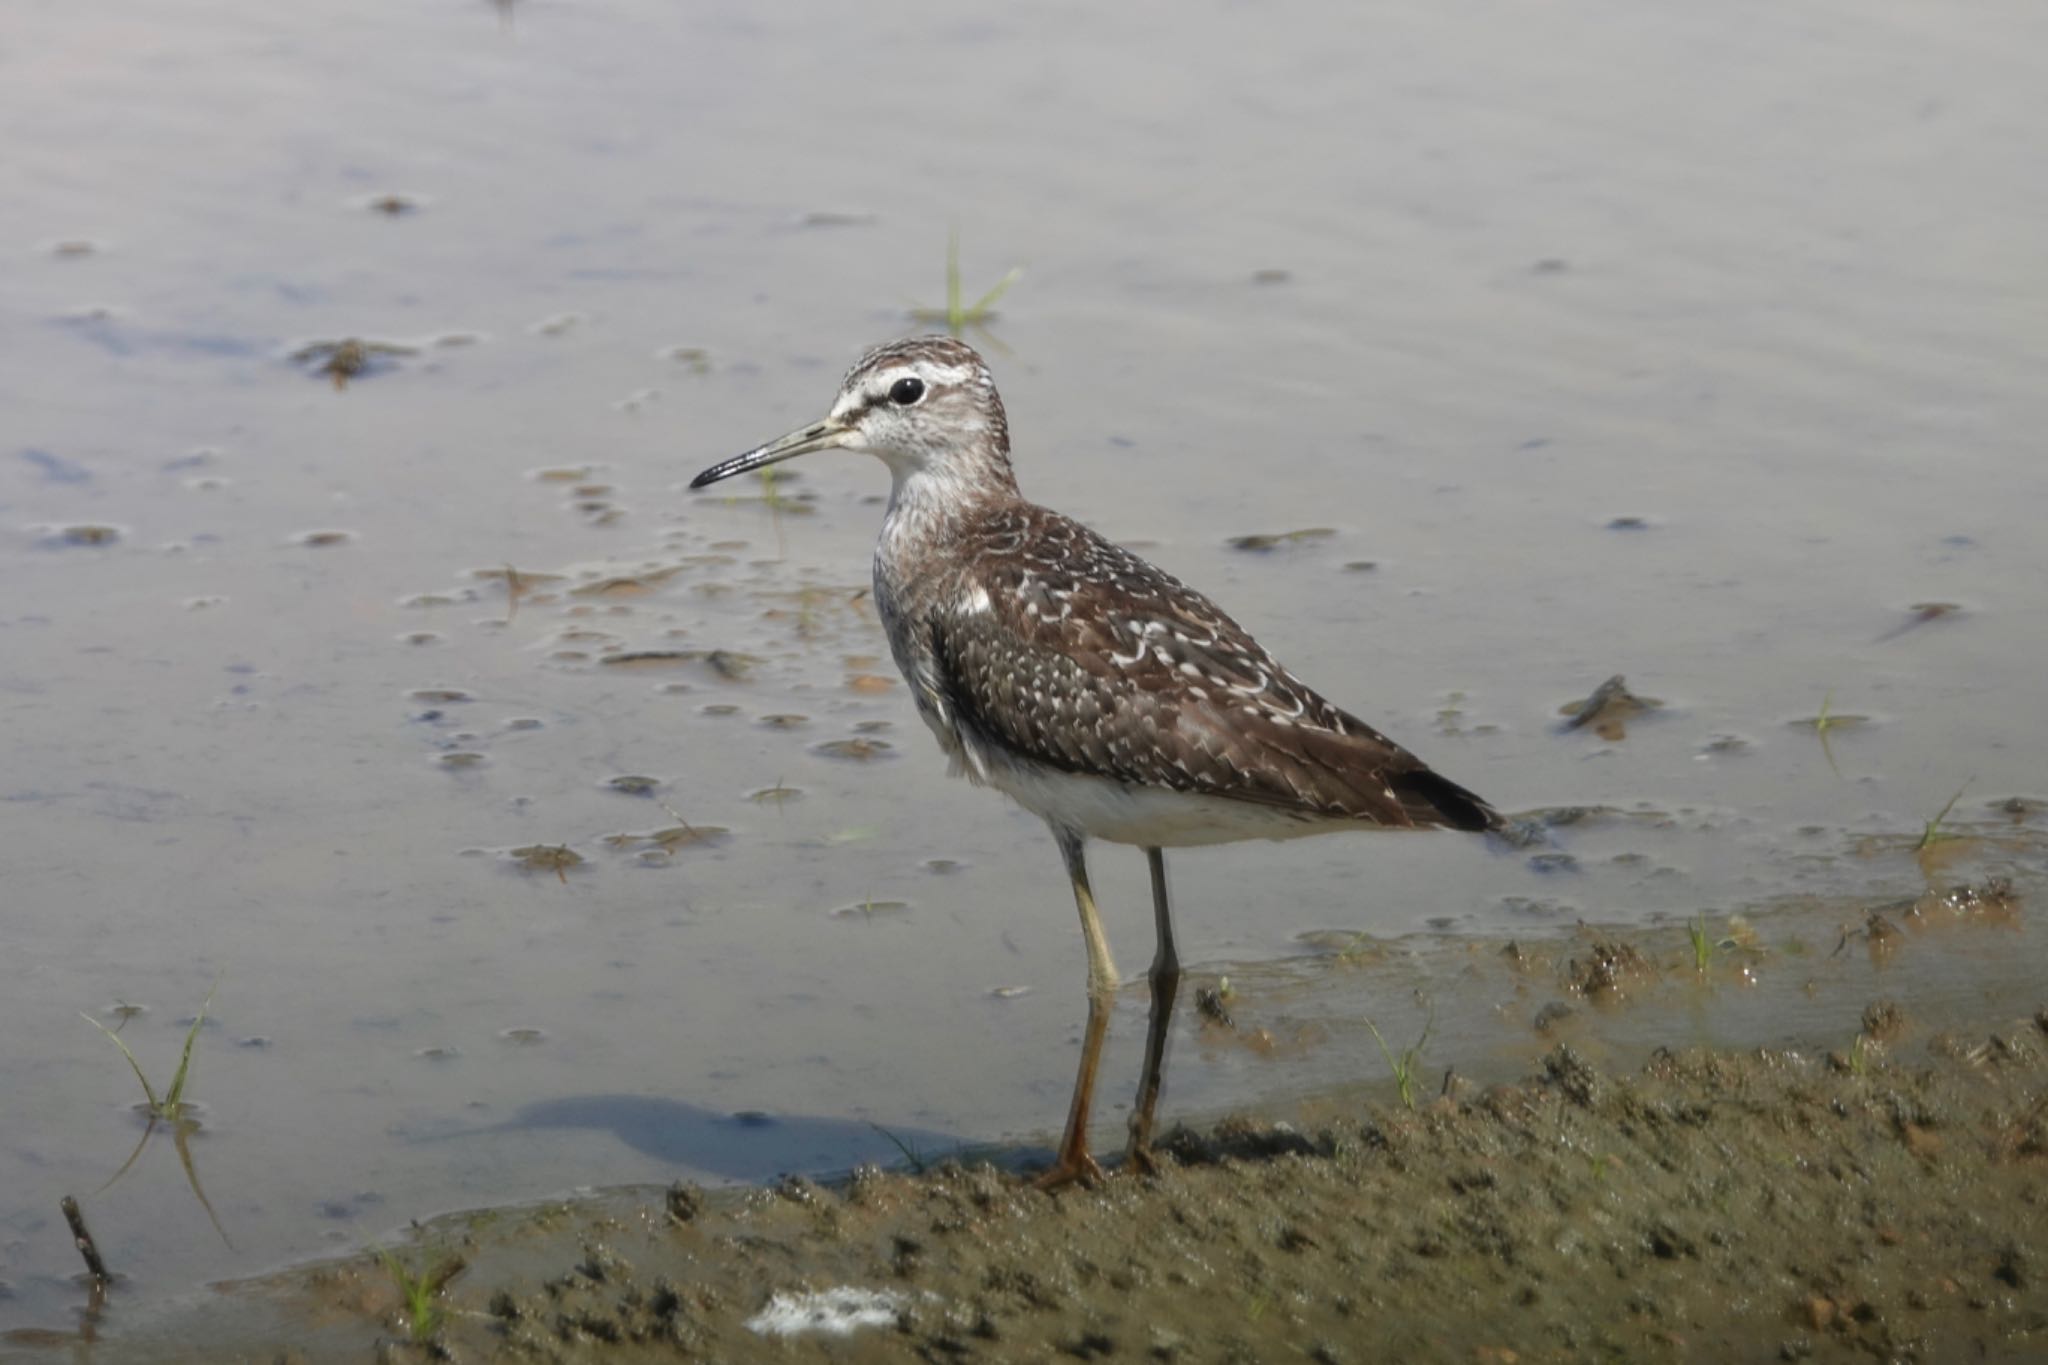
[927,507,1498,832]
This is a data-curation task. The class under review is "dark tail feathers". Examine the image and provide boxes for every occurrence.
[1390,766,1502,834]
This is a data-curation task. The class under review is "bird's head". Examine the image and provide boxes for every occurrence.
[690,336,1015,500]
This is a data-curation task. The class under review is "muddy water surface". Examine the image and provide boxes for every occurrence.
[3,0,2046,1348]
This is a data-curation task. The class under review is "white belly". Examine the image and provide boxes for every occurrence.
[982,751,1346,847]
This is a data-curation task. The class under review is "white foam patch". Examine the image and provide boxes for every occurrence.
[745,1286,911,1338]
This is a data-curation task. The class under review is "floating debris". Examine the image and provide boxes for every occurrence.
[435,751,487,769]
[1251,267,1292,285]
[1434,691,1497,737]
[813,738,893,762]
[662,345,711,372]
[362,193,421,216]
[509,845,583,882]
[571,566,684,597]
[289,337,416,389]
[601,650,700,670]
[604,775,661,796]
[604,822,730,854]
[845,673,895,694]
[407,688,474,704]
[39,523,122,548]
[498,1027,547,1045]
[1875,601,1964,644]
[1227,527,1336,553]
[646,824,729,851]
[1605,515,1651,531]
[473,565,565,586]
[1558,674,1662,740]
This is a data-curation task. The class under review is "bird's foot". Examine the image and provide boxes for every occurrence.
[1124,1141,1163,1177]
[1032,1150,1106,1191]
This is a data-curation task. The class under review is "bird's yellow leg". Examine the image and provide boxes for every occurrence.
[1038,827,1116,1190]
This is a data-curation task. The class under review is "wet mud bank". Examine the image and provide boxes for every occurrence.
[128,1007,2048,1363]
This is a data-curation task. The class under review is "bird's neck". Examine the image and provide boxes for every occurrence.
[879,448,1021,559]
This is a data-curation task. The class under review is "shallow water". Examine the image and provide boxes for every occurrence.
[4,0,2046,1339]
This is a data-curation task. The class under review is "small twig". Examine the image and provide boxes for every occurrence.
[62,1195,111,1283]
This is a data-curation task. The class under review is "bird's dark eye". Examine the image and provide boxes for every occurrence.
[889,377,926,406]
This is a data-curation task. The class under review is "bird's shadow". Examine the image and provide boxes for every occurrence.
[409,1093,1021,1183]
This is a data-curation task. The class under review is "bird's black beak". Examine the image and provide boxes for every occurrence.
[689,417,857,489]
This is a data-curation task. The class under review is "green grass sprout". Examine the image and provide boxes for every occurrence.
[1366,1008,1434,1111]
[867,1122,932,1174]
[82,980,215,1120]
[1687,918,1714,974]
[1812,690,1844,778]
[911,227,1022,337]
[84,979,233,1247]
[1916,777,1975,851]
[376,1246,465,1343]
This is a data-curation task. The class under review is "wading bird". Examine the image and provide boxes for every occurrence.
[691,337,1499,1186]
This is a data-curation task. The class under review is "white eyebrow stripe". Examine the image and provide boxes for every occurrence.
[875,363,976,389]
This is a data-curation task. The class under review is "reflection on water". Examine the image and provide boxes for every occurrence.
[4,0,2046,1339]
[416,1095,971,1181]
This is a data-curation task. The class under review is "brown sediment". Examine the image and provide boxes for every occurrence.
[127,1006,2048,1363]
